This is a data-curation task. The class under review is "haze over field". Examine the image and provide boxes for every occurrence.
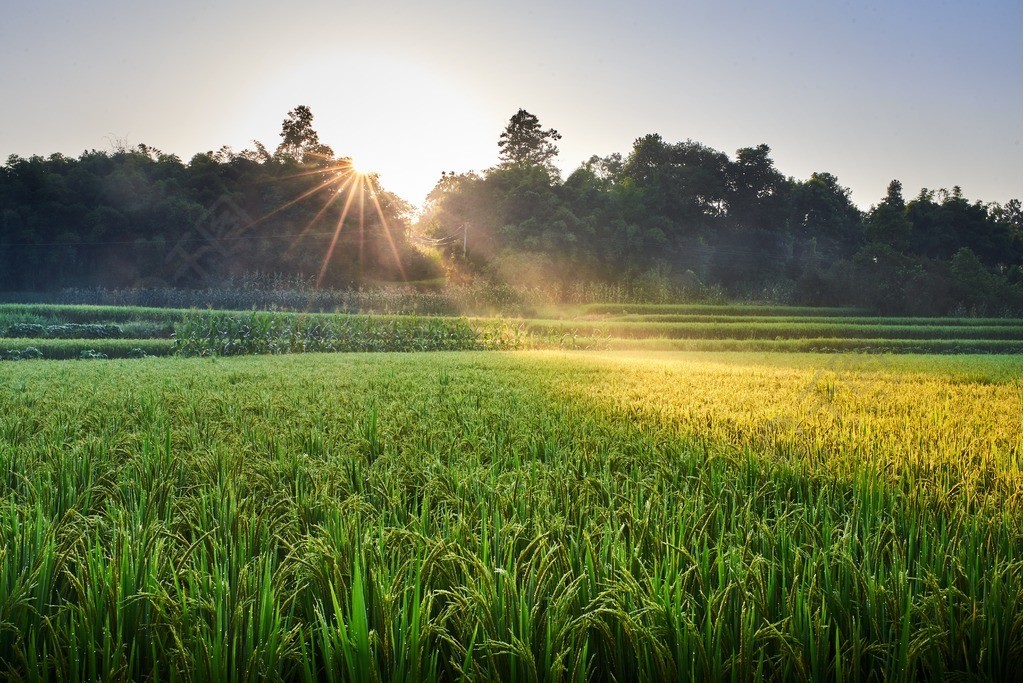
[1,0,1020,208]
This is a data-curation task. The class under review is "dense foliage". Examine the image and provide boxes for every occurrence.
[422,121,1022,315]
[0,108,438,292]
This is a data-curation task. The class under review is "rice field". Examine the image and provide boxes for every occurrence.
[0,349,1020,681]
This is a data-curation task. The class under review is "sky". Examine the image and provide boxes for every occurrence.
[1,0,1020,210]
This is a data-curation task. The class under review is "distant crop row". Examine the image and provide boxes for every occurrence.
[579,303,870,316]
[0,338,172,360]
[173,311,528,356]
[525,319,1022,341]
[604,313,1022,327]
[586,337,1023,354]
[0,303,186,324]
[3,322,125,339]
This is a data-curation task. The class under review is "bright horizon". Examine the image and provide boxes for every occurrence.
[2,0,1020,210]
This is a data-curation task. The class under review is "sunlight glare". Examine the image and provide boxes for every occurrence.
[239,51,494,207]
[347,158,368,177]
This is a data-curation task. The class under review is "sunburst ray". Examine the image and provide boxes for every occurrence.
[368,189,408,283]
[316,178,362,286]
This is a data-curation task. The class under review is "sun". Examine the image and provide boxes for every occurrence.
[347,157,369,177]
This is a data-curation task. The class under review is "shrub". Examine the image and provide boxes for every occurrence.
[4,323,45,338]
[2,346,44,360]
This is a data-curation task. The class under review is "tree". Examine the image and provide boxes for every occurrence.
[950,247,996,311]
[497,109,561,172]
[865,180,912,248]
[726,144,787,232]
[619,135,730,236]
[787,171,863,251]
[584,153,623,182]
[994,198,1022,237]
[989,199,1022,270]
[275,105,334,164]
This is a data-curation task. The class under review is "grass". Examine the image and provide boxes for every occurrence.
[0,350,1019,680]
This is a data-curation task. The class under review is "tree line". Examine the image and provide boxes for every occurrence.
[0,106,435,292]
[422,109,1021,314]
[1,106,1020,314]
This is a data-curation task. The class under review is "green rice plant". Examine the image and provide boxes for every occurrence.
[0,343,1019,680]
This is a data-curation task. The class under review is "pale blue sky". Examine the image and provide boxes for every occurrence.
[1,0,1020,209]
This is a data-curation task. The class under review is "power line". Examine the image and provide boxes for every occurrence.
[409,224,466,246]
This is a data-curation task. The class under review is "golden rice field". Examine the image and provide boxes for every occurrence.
[0,350,1020,680]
